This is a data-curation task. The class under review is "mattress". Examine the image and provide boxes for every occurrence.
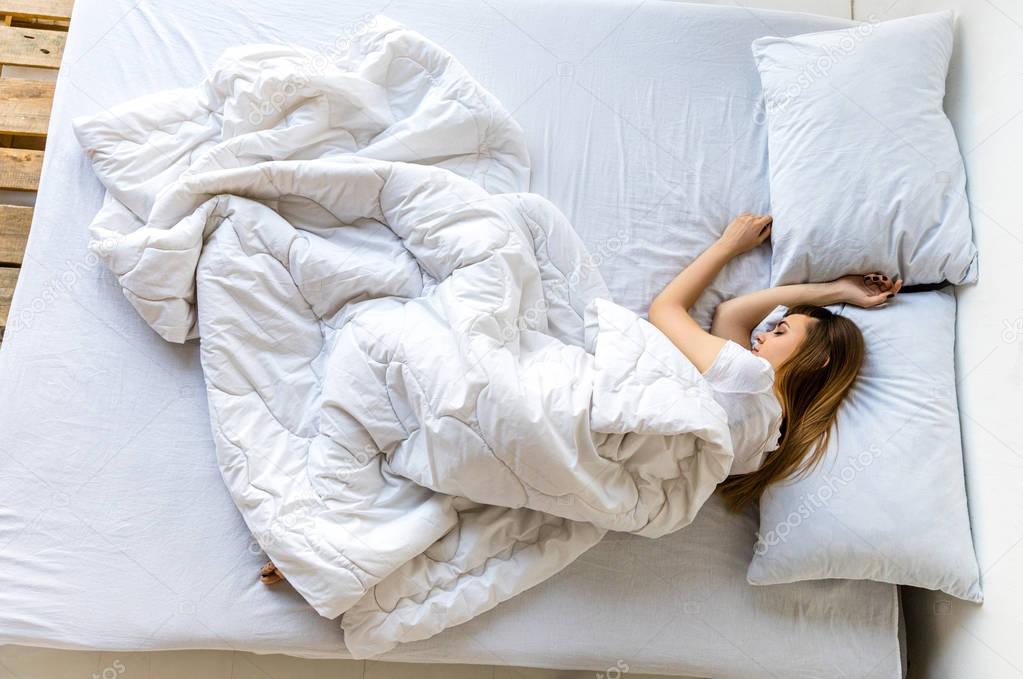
[0,1,904,677]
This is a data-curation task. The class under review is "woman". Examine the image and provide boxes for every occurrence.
[648,213,902,510]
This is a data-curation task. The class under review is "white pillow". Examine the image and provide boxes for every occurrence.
[753,11,978,286]
[747,291,982,602]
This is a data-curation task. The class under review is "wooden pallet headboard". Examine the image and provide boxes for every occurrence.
[0,0,72,339]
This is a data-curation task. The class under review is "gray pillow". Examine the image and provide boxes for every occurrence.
[753,11,978,286]
[747,291,982,602]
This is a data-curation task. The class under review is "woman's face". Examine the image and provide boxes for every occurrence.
[753,314,815,370]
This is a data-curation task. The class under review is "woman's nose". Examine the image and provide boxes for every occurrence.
[755,332,766,344]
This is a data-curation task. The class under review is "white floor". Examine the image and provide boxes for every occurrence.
[0,646,682,679]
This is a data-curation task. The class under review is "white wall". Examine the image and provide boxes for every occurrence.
[853,1,1023,677]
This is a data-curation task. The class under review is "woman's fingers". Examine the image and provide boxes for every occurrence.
[879,280,904,302]
[837,273,902,308]
[862,272,901,294]
[863,278,884,296]
[854,289,888,307]
[734,212,770,225]
[878,277,902,296]
[720,213,772,256]
[869,278,903,306]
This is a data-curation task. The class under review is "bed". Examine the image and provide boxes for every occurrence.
[0,1,906,677]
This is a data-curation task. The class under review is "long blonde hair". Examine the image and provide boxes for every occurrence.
[720,304,865,511]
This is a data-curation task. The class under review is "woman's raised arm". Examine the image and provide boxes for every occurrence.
[648,213,772,372]
[711,274,904,349]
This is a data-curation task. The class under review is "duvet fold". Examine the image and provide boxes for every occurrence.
[73,16,734,658]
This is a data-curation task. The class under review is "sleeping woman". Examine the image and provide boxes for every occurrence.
[648,213,902,510]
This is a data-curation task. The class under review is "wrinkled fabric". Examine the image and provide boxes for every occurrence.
[73,17,734,658]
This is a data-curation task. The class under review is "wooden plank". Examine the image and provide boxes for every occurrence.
[10,19,68,30]
[0,24,65,68]
[0,0,72,22]
[2,134,45,149]
[0,78,53,136]
[0,204,30,264]
[0,265,19,334]
[0,147,43,190]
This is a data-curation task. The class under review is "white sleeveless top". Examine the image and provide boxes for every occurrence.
[702,340,783,475]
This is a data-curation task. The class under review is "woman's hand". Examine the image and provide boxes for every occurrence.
[829,273,903,308]
[716,213,772,257]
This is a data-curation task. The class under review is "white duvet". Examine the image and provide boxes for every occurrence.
[73,18,734,658]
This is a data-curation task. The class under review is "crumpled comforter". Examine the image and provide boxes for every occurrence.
[73,16,734,658]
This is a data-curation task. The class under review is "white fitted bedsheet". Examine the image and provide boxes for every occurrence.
[0,1,904,677]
